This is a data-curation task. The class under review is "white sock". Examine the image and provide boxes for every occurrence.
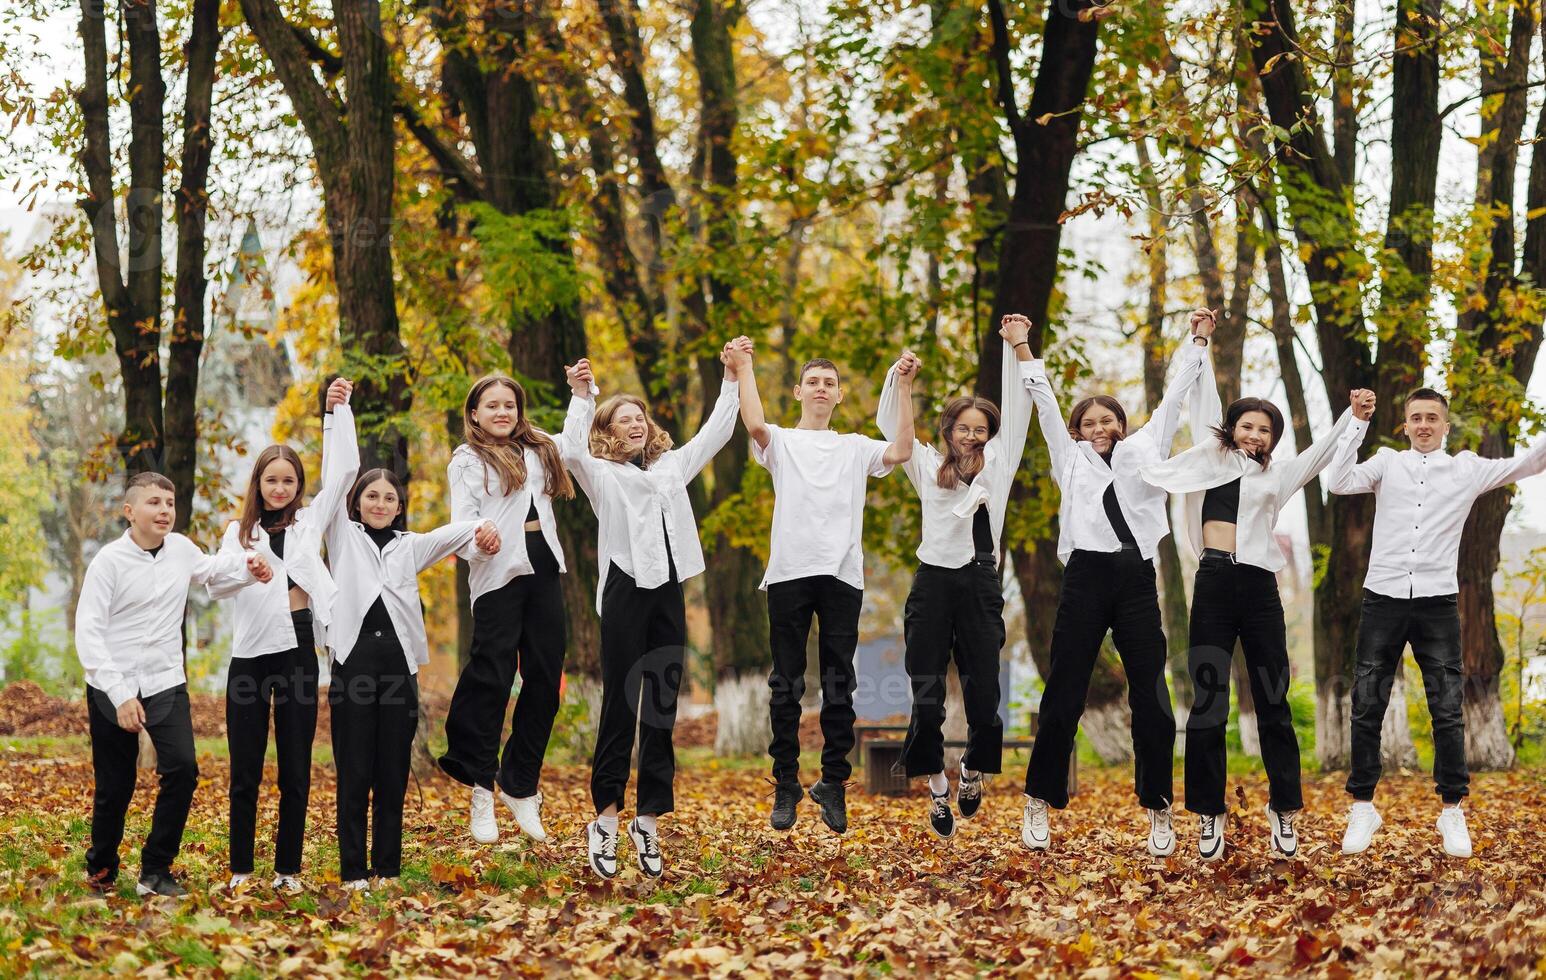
[928,772,948,795]
[598,814,619,835]
[961,766,980,780]
[635,814,657,835]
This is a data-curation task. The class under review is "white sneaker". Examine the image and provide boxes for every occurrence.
[470,786,499,844]
[627,819,664,879]
[341,878,370,893]
[1021,797,1050,851]
[1147,805,1176,857]
[1436,805,1472,858]
[1341,801,1382,854]
[1266,805,1299,858]
[1198,813,1225,862]
[271,874,302,894]
[226,873,251,891]
[499,789,548,843]
[586,820,619,880]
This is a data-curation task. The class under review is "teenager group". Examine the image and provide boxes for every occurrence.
[76,308,1532,896]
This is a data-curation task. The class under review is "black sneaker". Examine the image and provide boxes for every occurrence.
[807,780,848,835]
[627,820,664,879]
[957,767,984,819]
[769,780,803,831]
[136,871,189,899]
[928,788,956,839]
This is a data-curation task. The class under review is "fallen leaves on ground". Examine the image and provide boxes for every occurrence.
[0,739,1543,977]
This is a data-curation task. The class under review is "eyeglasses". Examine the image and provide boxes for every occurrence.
[951,425,990,438]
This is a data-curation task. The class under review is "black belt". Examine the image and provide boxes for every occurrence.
[971,552,998,568]
[1201,547,1238,563]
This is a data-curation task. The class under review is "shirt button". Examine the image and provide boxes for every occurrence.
[373,630,383,638]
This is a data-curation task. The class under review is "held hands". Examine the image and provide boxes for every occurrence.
[474,520,502,555]
[326,377,353,410]
[999,314,1032,350]
[116,697,146,733]
[720,336,754,378]
[895,349,922,383]
[1189,309,1217,342]
[1350,388,1376,421]
[247,553,273,583]
[565,358,595,397]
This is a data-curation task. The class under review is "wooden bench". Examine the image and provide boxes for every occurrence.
[852,712,1078,797]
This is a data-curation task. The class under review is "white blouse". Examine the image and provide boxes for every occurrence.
[875,340,1033,569]
[208,406,357,658]
[558,379,741,613]
[448,440,569,604]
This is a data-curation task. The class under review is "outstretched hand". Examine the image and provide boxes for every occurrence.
[564,359,595,397]
[475,520,502,555]
[1350,388,1376,421]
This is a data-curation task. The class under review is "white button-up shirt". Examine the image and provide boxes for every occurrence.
[1024,340,1211,564]
[558,380,741,612]
[76,530,258,708]
[1142,408,1358,573]
[209,406,357,658]
[448,440,570,605]
[751,425,892,591]
[1328,418,1546,597]
[876,341,1033,569]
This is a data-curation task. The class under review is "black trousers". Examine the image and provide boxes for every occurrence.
[1185,555,1303,816]
[440,532,566,798]
[590,564,687,816]
[329,630,418,881]
[85,684,198,882]
[1024,548,1175,809]
[1346,590,1468,803]
[766,575,863,784]
[226,610,319,875]
[900,560,1005,778]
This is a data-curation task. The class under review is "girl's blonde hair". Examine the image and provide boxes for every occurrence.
[589,394,673,467]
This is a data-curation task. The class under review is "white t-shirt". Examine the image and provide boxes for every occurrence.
[751,424,892,591]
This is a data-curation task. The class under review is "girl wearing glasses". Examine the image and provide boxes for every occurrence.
[874,315,1034,839]
[1017,310,1216,858]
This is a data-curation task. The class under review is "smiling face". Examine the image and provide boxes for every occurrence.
[357,477,403,530]
[795,365,842,422]
[949,407,992,456]
[608,403,650,454]
[1231,410,1276,458]
[1074,400,1127,455]
[1404,398,1450,454]
[258,457,300,511]
[471,381,521,440]
[123,484,176,545]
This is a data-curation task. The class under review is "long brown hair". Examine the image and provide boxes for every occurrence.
[347,468,408,532]
[238,445,307,546]
[1067,394,1128,443]
[589,394,674,468]
[936,396,1001,490]
[1212,397,1285,466]
[463,374,574,500]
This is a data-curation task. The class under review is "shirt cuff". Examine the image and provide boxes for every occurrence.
[1023,359,1048,384]
[105,680,138,710]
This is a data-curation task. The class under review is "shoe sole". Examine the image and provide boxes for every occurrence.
[135,885,188,899]
[1147,840,1175,857]
[1023,835,1049,851]
[1199,844,1224,862]
[589,859,618,880]
[930,822,956,840]
[627,825,664,879]
[471,828,499,844]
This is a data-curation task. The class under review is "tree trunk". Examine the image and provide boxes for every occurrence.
[1380,660,1419,769]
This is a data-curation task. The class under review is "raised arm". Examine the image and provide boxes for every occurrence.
[1137,310,1216,456]
[1275,404,1359,500]
[883,350,919,466]
[557,360,604,498]
[988,316,1036,481]
[726,337,770,451]
[1471,430,1546,494]
[75,555,132,708]
[1020,353,1077,488]
[1327,391,1385,495]
[309,380,361,539]
[674,366,742,482]
[877,358,928,491]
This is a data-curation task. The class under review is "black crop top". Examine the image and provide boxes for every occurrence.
[1202,477,1241,525]
[259,509,297,589]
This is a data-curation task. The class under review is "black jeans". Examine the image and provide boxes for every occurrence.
[226,610,319,875]
[900,560,1005,777]
[1185,555,1303,816]
[1346,590,1468,803]
[1024,548,1174,809]
[329,629,418,881]
[85,684,198,882]
[766,575,863,784]
[590,564,687,816]
[440,532,566,798]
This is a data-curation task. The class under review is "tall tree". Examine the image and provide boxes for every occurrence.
[238,0,411,473]
[77,0,221,528]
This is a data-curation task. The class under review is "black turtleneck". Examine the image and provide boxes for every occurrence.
[361,523,398,634]
[364,524,398,551]
[260,508,297,588]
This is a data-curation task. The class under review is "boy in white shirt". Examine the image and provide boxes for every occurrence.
[1330,387,1546,858]
[75,472,272,897]
[726,337,914,834]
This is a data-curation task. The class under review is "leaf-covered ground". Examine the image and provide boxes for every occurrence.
[0,740,1542,977]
